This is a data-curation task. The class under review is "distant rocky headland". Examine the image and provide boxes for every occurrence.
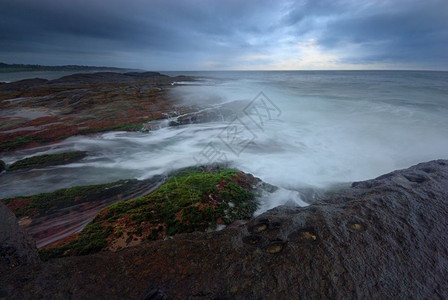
[0,62,127,73]
[1,71,447,298]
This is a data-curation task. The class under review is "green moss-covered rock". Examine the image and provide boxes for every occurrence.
[39,167,262,260]
[7,151,87,171]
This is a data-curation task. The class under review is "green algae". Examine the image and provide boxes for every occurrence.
[39,167,259,260]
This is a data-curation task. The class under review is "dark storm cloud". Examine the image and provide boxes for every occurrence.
[0,0,447,69]
[2,0,197,51]
[283,0,448,68]
[0,0,284,68]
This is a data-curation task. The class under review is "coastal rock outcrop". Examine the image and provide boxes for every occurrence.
[0,72,196,152]
[4,160,448,299]
[37,167,266,259]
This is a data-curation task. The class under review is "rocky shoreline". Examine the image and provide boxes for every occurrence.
[0,71,256,252]
[1,72,447,298]
[2,160,448,298]
[0,72,197,153]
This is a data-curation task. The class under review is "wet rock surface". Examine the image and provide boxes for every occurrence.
[0,72,196,152]
[6,150,87,171]
[4,160,448,299]
[167,100,249,127]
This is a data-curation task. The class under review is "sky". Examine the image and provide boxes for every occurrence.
[1,0,448,70]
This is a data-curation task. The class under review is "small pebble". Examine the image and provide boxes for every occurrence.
[266,241,285,254]
[301,231,317,240]
[347,222,365,231]
[254,224,268,233]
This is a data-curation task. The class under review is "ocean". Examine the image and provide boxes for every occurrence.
[2,70,448,213]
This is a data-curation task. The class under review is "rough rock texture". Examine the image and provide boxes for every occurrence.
[0,202,39,294]
[4,160,448,299]
[0,202,39,268]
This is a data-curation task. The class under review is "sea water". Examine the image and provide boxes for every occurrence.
[1,71,448,213]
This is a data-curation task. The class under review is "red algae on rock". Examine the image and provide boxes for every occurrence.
[0,72,196,152]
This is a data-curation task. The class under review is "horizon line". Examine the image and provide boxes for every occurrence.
[154,69,448,72]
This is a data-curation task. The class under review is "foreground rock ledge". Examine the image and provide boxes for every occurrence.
[3,160,448,299]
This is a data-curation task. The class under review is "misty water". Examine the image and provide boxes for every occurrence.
[2,71,448,214]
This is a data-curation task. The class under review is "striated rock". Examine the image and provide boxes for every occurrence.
[4,160,448,299]
[2,177,166,249]
[0,159,5,172]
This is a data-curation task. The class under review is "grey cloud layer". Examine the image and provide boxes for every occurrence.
[1,0,447,69]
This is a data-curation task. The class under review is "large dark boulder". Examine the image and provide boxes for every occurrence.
[5,160,448,299]
[0,202,39,269]
[0,202,39,295]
